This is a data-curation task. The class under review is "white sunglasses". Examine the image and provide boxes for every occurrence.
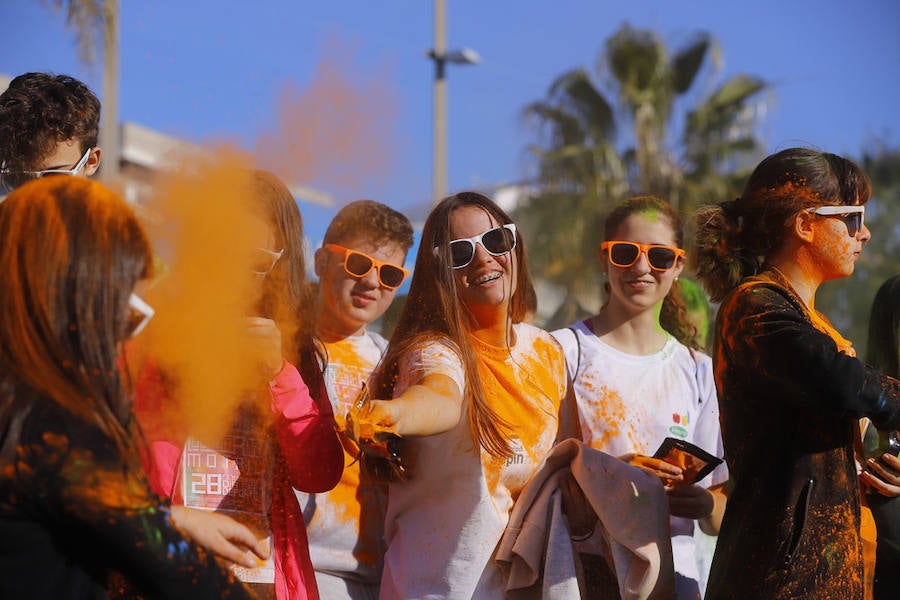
[805,205,866,238]
[127,293,155,338]
[252,247,285,276]
[434,223,518,269]
[24,147,93,178]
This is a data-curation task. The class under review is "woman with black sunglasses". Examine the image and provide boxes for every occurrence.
[552,195,728,599]
[354,191,571,599]
[693,147,900,599]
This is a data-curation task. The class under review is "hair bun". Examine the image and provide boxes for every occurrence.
[720,198,741,222]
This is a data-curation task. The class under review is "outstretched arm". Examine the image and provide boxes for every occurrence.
[364,373,463,437]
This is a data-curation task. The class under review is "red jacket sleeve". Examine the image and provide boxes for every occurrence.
[133,361,188,499]
[268,360,344,493]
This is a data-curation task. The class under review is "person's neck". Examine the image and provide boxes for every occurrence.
[315,315,365,344]
[468,308,513,347]
[767,252,821,311]
[591,301,668,356]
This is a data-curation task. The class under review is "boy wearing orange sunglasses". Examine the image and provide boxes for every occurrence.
[298,200,413,600]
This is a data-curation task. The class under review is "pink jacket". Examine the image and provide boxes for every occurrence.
[135,360,344,600]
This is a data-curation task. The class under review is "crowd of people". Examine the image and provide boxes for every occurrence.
[1,71,898,600]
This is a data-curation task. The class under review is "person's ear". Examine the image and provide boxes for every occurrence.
[673,256,685,280]
[314,247,327,278]
[792,210,816,243]
[83,147,102,177]
[599,247,610,278]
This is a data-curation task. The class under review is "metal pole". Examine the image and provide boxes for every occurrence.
[99,0,120,181]
[432,0,447,205]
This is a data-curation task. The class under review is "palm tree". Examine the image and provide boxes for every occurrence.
[517,24,768,327]
[518,68,629,312]
[43,0,119,179]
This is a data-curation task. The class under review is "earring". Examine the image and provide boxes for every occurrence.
[674,276,679,281]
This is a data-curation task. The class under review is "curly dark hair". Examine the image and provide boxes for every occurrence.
[0,72,101,175]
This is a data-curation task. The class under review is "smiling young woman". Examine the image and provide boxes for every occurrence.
[693,147,900,600]
[358,191,571,599]
[552,195,728,599]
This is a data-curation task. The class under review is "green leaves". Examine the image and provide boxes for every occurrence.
[517,24,769,326]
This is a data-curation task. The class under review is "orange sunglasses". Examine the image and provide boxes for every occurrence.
[325,244,409,289]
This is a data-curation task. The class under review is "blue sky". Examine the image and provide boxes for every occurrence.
[2,0,899,242]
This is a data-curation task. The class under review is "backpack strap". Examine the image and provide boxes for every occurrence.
[567,326,582,380]
[688,347,704,406]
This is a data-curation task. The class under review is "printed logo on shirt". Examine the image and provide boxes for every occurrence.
[668,412,689,438]
[505,452,526,467]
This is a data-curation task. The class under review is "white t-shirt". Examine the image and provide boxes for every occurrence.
[296,330,388,582]
[380,323,567,600]
[552,320,728,582]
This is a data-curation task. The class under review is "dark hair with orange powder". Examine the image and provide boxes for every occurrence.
[0,177,153,462]
[867,275,900,379]
[693,147,871,302]
[603,195,699,350]
[372,191,535,458]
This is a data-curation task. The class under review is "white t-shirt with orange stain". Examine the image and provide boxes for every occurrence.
[552,321,728,582]
[380,322,567,600]
[295,331,388,582]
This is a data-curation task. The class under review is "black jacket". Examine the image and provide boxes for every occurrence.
[0,395,254,600]
[705,270,900,600]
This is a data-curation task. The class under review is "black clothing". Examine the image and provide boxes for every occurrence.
[705,270,900,600]
[0,395,254,600]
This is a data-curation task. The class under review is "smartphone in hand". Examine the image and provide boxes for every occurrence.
[653,437,724,484]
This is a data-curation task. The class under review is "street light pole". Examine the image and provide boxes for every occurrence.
[428,0,479,205]
[432,0,447,206]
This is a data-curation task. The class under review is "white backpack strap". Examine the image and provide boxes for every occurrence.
[567,326,582,380]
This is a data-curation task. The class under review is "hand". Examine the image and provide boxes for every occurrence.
[861,453,900,498]
[620,453,684,487]
[169,505,270,568]
[356,399,401,439]
[245,317,284,380]
[666,484,714,520]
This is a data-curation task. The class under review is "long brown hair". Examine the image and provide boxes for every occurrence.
[603,195,699,350]
[249,169,313,367]
[693,148,871,303]
[0,177,153,461]
[372,191,535,458]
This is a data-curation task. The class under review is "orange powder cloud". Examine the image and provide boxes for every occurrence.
[132,38,399,447]
[253,36,398,200]
[141,149,266,445]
